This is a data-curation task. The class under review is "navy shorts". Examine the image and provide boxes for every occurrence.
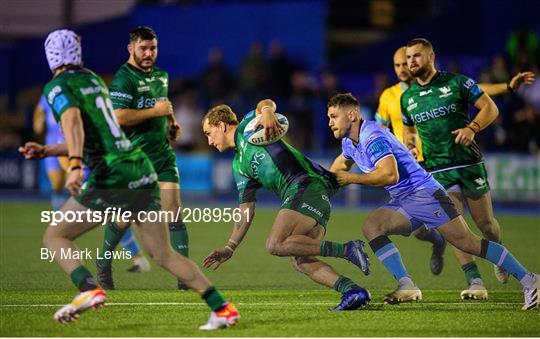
[384,186,460,235]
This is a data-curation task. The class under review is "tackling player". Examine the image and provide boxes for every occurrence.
[201,100,371,311]
[96,26,189,290]
[401,38,535,300]
[327,92,539,310]
[19,29,239,329]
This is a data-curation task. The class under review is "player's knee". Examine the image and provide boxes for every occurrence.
[362,222,384,240]
[147,247,172,267]
[475,218,498,235]
[266,239,284,256]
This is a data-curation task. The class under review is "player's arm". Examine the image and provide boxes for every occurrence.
[330,153,355,172]
[254,98,282,139]
[336,155,398,187]
[33,104,46,135]
[19,142,68,159]
[202,202,256,270]
[452,93,499,146]
[115,100,173,126]
[403,124,419,158]
[60,107,85,195]
[478,71,535,96]
[374,91,390,128]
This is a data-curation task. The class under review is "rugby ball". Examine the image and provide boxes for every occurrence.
[244,113,289,146]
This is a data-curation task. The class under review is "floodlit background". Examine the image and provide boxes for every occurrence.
[0,0,538,207]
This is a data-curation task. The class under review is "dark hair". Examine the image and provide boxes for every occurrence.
[406,38,433,51]
[129,26,157,43]
[327,93,360,109]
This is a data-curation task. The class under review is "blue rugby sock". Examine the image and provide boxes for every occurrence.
[119,228,141,257]
[369,235,409,281]
[416,228,445,246]
[479,239,528,282]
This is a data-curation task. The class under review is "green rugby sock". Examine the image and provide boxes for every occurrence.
[70,265,97,291]
[97,222,127,268]
[462,261,482,284]
[201,286,227,312]
[333,276,361,294]
[320,240,345,258]
[169,221,189,257]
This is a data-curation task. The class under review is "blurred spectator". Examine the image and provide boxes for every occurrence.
[240,41,267,100]
[200,47,235,104]
[267,40,295,99]
[318,70,344,101]
[508,104,540,154]
[287,71,317,150]
[172,84,205,152]
[518,65,540,113]
[506,22,539,70]
[480,55,510,84]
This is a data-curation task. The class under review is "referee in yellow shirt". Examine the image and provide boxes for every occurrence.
[375,46,444,275]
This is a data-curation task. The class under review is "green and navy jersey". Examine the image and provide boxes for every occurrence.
[401,71,484,172]
[232,110,339,203]
[109,63,171,155]
[44,67,133,169]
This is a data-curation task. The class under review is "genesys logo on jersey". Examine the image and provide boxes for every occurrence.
[411,104,457,124]
[136,96,167,109]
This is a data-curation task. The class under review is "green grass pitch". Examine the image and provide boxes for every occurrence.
[1,201,539,336]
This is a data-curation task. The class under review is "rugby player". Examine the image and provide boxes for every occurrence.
[401,38,535,299]
[19,29,239,329]
[376,46,534,289]
[327,92,539,310]
[201,100,371,311]
[96,26,189,290]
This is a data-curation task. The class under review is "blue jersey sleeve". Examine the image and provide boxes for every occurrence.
[365,136,393,165]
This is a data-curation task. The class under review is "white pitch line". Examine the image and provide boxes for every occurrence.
[0,302,523,307]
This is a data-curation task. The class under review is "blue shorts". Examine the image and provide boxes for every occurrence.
[384,186,459,235]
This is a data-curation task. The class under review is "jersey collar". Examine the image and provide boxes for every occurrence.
[416,70,440,88]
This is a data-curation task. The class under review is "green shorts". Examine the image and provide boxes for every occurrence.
[76,148,161,212]
[280,179,336,228]
[148,149,179,183]
[431,162,490,199]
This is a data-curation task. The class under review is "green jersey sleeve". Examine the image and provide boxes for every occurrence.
[232,160,261,203]
[400,92,415,126]
[109,74,135,109]
[457,74,484,105]
[45,80,80,119]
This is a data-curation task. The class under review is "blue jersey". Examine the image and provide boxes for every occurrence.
[341,120,436,198]
[40,95,64,145]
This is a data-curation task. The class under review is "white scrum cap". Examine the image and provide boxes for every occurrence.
[44,29,82,72]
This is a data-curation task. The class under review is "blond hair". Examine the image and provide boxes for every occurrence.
[203,104,239,127]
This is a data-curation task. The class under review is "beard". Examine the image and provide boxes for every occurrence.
[134,53,155,70]
[409,64,429,78]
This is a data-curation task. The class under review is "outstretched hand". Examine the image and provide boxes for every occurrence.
[509,71,535,91]
[18,142,46,159]
[202,247,234,270]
